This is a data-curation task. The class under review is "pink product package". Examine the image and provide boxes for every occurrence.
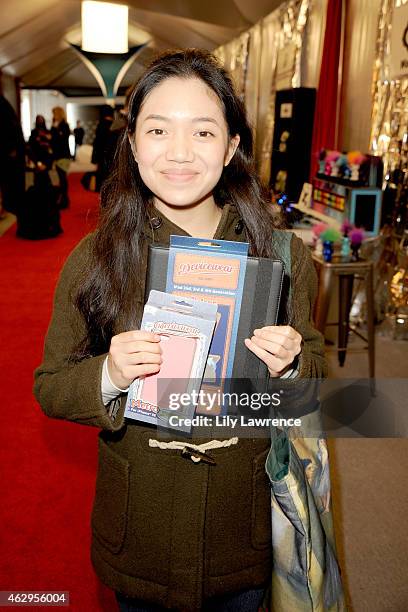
[140,334,197,409]
[124,290,218,429]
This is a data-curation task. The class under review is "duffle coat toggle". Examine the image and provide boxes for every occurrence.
[148,437,239,465]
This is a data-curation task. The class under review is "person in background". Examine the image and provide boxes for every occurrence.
[0,94,26,216]
[16,164,63,240]
[91,105,114,191]
[28,115,53,169]
[73,120,85,160]
[51,106,71,209]
[96,87,134,205]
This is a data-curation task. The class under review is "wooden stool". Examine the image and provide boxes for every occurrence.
[312,254,375,394]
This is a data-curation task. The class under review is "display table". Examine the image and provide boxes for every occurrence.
[312,254,375,393]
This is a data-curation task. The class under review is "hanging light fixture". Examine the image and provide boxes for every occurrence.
[81,1,128,54]
[75,0,147,103]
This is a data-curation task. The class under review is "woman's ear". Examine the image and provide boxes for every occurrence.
[128,134,138,163]
[224,134,240,167]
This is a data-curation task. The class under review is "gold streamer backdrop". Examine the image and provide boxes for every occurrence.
[370,0,408,185]
[215,0,408,188]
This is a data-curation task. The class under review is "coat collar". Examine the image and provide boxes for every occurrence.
[142,203,247,245]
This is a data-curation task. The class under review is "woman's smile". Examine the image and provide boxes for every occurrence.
[160,168,199,182]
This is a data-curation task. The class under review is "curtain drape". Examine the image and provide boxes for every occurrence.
[309,0,343,179]
[340,0,382,152]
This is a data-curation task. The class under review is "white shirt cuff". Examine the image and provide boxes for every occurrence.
[279,365,299,379]
[101,355,129,406]
[279,355,300,379]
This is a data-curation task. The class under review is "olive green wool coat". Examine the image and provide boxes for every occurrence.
[34,203,327,611]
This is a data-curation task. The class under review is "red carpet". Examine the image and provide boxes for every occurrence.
[0,174,117,611]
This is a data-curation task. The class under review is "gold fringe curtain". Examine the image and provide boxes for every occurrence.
[370,0,408,182]
[214,0,408,188]
[244,23,262,148]
[213,30,251,99]
[214,28,261,148]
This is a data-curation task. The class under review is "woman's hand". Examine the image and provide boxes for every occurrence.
[107,330,162,389]
[244,325,302,377]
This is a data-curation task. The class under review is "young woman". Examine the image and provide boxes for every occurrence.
[34,49,326,612]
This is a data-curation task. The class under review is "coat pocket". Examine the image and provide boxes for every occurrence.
[91,437,130,554]
[251,448,272,550]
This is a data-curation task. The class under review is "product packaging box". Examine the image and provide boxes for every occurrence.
[167,236,249,391]
[145,237,284,414]
[124,290,218,431]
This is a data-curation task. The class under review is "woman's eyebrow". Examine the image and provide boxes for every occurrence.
[192,117,219,125]
[143,114,168,122]
[143,114,219,125]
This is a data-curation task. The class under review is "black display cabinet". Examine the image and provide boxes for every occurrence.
[269,87,316,203]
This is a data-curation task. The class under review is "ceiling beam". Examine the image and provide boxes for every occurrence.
[0,0,61,41]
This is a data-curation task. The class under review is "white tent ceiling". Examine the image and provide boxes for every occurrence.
[0,0,282,95]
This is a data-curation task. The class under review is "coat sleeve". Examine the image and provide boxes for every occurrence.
[290,235,328,378]
[33,237,127,431]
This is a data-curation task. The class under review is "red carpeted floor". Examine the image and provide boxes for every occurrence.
[0,174,117,611]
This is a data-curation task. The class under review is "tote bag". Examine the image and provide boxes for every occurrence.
[262,231,346,612]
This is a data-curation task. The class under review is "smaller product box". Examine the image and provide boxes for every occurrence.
[125,290,218,432]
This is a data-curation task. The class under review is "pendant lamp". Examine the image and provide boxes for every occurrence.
[81,1,128,54]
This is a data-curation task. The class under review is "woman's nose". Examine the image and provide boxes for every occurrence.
[165,133,194,163]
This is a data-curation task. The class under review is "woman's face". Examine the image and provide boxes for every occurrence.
[131,77,239,209]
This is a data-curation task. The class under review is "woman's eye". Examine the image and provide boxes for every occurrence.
[148,128,165,135]
[196,131,214,138]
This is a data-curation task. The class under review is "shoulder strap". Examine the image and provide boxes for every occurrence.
[272,230,293,314]
[271,229,292,277]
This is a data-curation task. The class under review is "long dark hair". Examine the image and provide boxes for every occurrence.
[74,48,280,359]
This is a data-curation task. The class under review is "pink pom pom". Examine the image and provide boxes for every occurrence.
[341,219,354,236]
[312,222,329,236]
[326,150,341,163]
[350,228,364,245]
